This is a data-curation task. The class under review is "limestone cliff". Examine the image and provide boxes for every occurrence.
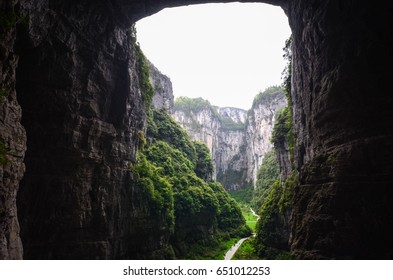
[149,61,174,112]
[172,88,286,190]
[246,89,287,184]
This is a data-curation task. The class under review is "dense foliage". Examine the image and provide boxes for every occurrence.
[253,35,296,260]
[133,108,250,259]
[174,96,218,116]
[251,86,284,109]
[228,183,253,205]
[193,141,214,181]
[251,150,280,211]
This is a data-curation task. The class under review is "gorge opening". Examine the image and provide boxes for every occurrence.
[1,0,392,261]
[133,3,293,259]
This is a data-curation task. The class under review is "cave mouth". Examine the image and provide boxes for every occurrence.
[135,2,291,190]
[12,2,291,260]
[135,2,291,111]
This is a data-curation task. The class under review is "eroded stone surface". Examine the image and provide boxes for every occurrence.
[1,0,392,259]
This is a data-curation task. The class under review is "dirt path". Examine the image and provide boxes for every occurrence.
[250,208,260,219]
[224,237,249,260]
[224,208,260,260]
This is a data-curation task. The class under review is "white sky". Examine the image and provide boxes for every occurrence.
[135,3,291,110]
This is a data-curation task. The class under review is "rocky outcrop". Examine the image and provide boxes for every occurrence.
[173,90,286,190]
[1,0,392,260]
[246,91,287,183]
[149,61,174,112]
[0,4,26,260]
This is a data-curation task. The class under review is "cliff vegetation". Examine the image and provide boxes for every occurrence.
[134,107,251,258]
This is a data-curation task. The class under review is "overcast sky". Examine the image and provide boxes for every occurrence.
[135,3,291,110]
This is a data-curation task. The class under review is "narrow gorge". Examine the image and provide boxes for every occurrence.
[172,87,286,191]
[1,0,392,260]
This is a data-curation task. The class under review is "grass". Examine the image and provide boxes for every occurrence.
[228,186,258,232]
[232,237,260,260]
[242,207,258,232]
[236,203,258,233]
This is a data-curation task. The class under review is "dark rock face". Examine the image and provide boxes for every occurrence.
[287,1,393,259]
[14,0,165,259]
[149,61,174,112]
[1,0,392,259]
[0,3,26,260]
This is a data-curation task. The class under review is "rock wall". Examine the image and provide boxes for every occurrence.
[149,61,174,112]
[246,92,287,184]
[12,0,167,259]
[287,1,393,259]
[172,101,221,173]
[1,0,393,259]
[172,91,286,190]
[0,3,26,260]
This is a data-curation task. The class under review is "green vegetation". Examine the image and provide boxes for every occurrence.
[254,179,292,259]
[220,116,246,131]
[174,96,216,115]
[232,237,260,260]
[252,150,280,211]
[185,237,239,260]
[272,35,295,163]
[149,109,197,163]
[229,184,253,205]
[251,86,284,108]
[134,44,154,110]
[228,185,258,232]
[271,107,295,163]
[133,106,250,258]
[174,96,245,131]
[250,35,296,260]
[216,169,247,190]
[281,36,292,98]
[129,33,251,258]
[193,141,213,181]
[241,207,258,232]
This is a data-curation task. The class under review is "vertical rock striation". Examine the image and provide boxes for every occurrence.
[0,3,26,260]
[149,61,174,112]
[13,1,166,259]
[287,1,393,259]
[246,90,287,184]
[173,89,286,190]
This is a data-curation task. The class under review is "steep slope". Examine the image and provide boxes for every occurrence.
[142,109,250,258]
[172,88,286,190]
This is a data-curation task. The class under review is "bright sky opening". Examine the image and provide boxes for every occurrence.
[135,3,291,110]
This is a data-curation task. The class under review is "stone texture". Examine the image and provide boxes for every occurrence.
[173,92,286,190]
[149,61,174,112]
[1,0,392,260]
[246,93,287,183]
[172,103,222,178]
[287,1,393,259]
[14,0,169,259]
